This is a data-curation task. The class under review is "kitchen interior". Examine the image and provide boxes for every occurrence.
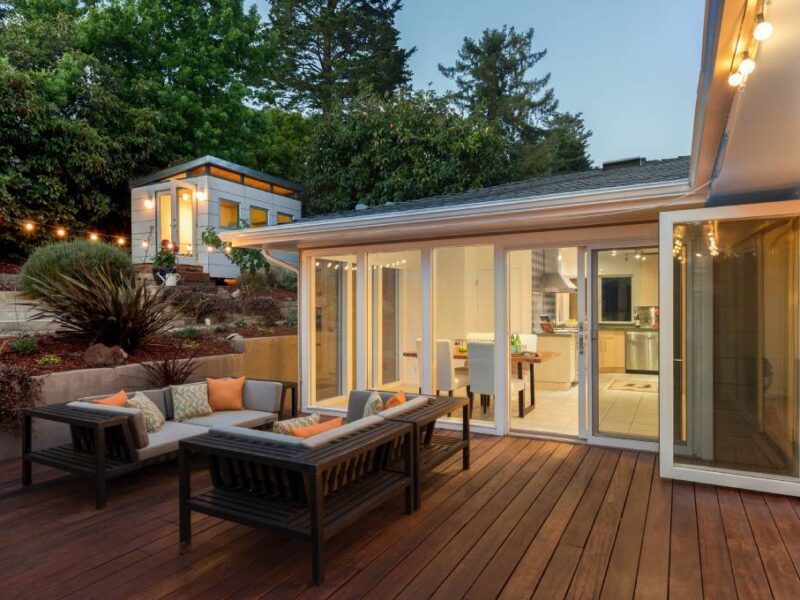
[508,246,659,440]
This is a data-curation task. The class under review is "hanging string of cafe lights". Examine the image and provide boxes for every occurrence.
[8,214,129,246]
[728,0,773,87]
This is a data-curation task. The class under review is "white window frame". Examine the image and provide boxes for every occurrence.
[659,199,800,495]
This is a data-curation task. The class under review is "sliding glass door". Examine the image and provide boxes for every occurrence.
[661,201,800,494]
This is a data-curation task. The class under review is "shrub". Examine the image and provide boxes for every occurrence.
[35,354,61,366]
[174,326,202,339]
[25,269,175,353]
[165,288,230,323]
[9,336,38,354]
[283,307,298,328]
[139,349,199,387]
[0,366,42,434]
[244,296,281,326]
[21,240,132,299]
[152,240,178,269]
[275,268,298,292]
[233,318,247,328]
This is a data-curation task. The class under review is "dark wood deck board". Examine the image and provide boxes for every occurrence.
[1,435,798,599]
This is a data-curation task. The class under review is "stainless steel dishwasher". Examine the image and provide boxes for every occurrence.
[625,330,659,373]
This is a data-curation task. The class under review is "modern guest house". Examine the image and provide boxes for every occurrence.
[221,0,800,497]
[130,156,302,279]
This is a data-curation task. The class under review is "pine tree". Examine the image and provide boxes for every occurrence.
[439,26,556,141]
[269,0,414,113]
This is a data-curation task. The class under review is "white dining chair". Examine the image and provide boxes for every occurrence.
[466,342,524,417]
[416,339,469,397]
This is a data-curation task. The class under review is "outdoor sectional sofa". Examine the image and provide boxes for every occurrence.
[179,391,470,584]
[21,378,296,508]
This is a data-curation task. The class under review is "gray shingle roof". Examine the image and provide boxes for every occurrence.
[298,156,690,222]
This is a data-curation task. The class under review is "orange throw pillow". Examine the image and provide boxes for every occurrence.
[384,390,406,409]
[95,390,128,407]
[291,416,344,438]
[206,377,245,411]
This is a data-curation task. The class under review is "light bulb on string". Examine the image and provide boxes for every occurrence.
[738,53,756,75]
[754,14,773,41]
[117,237,125,246]
[23,222,34,232]
[56,228,66,238]
[89,233,99,242]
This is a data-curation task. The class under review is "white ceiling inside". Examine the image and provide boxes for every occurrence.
[710,0,800,200]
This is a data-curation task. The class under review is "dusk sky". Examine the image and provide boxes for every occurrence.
[259,1,705,166]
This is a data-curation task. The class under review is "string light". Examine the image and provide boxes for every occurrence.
[6,214,129,245]
[23,222,34,232]
[207,245,215,253]
[89,233,99,241]
[223,245,232,254]
[738,52,756,75]
[117,237,125,246]
[754,13,773,41]
[141,240,149,249]
[56,228,66,237]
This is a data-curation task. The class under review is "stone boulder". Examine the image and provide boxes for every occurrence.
[83,344,128,368]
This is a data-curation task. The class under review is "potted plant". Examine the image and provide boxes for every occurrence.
[152,240,179,285]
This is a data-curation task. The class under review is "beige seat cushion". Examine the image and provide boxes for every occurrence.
[183,410,277,429]
[135,422,208,461]
[211,426,305,446]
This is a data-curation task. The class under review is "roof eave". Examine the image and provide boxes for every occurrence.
[222,178,695,249]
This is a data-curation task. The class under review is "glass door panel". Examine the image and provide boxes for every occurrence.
[176,186,194,256]
[312,254,357,408]
[593,247,659,441]
[508,247,583,437]
[157,191,172,246]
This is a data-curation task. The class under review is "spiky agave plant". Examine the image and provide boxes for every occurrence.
[27,269,176,353]
[138,345,201,387]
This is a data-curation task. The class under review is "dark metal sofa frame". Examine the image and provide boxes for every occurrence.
[178,420,414,585]
[21,381,299,509]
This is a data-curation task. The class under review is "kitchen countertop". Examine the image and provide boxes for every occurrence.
[598,324,659,332]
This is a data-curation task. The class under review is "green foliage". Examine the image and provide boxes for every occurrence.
[244,296,281,326]
[25,268,175,352]
[0,365,42,434]
[201,226,269,276]
[152,241,178,269]
[9,336,38,354]
[139,350,199,387]
[174,326,202,340]
[233,318,247,328]
[0,6,160,259]
[20,239,133,299]
[439,26,592,179]
[303,90,509,214]
[36,354,61,366]
[269,0,413,112]
[165,288,231,323]
[283,307,298,328]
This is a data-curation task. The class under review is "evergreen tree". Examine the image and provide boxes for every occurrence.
[439,26,556,142]
[269,0,414,113]
[440,25,591,177]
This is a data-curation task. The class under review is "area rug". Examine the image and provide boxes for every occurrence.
[607,379,659,393]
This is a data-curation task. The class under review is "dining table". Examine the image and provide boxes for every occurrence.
[401,349,560,417]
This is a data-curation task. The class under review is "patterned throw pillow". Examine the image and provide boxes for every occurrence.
[171,382,212,421]
[273,413,320,435]
[127,392,166,433]
[362,391,384,418]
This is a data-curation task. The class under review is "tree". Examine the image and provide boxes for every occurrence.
[0,4,160,259]
[302,90,509,215]
[439,25,592,178]
[439,26,556,142]
[269,0,414,113]
[547,111,592,174]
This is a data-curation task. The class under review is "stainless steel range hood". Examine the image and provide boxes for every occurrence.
[541,272,577,292]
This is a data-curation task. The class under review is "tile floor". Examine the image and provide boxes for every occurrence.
[313,372,659,440]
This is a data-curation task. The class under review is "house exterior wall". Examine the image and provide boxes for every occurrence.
[130,175,301,278]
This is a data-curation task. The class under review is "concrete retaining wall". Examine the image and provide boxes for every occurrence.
[0,335,297,461]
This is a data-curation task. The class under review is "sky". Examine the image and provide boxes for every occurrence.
[258,0,705,165]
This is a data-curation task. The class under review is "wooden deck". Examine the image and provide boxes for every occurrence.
[2,434,800,599]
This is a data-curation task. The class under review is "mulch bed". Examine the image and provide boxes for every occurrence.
[0,326,296,376]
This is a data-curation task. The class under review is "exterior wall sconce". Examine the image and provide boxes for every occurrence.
[144,198,155,209]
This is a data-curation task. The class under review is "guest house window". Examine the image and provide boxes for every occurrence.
[250,207,268,227]
[277,212,293,224]
[220,200,239,229]
[600,275,632,322]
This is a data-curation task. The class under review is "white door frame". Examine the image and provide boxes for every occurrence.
[659,199,800,496]
[585,241,660,452]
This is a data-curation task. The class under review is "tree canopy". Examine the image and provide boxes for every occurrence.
[269,0,414,113]
[0,1,593,260]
